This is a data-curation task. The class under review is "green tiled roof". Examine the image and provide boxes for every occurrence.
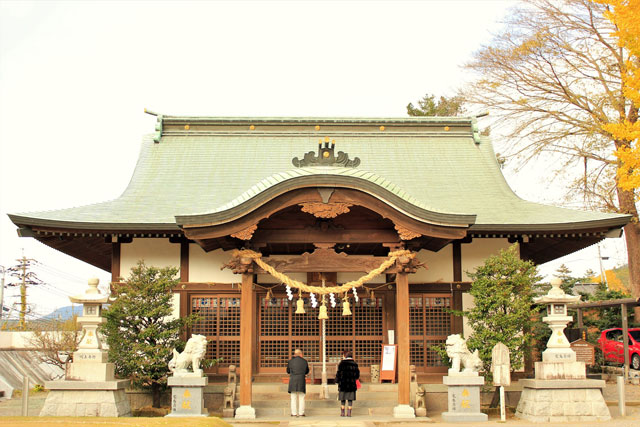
[9,116,630,232]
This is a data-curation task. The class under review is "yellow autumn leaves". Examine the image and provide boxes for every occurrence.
[599,0,640,198]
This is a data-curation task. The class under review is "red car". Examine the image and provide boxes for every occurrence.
[597,328,640,370]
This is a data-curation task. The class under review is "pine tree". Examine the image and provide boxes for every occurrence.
[101,261,195,408]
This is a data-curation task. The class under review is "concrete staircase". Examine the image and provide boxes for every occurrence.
[237,383,398,417]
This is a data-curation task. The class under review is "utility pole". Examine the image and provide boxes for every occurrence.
[8,254,40,330]
[597,244,608,289]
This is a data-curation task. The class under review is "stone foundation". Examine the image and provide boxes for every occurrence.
[40,380,131,417]
[515,379,610,422]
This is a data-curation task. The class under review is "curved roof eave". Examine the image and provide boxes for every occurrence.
[175,168,477,228]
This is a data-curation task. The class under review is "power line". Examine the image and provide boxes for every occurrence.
[33,261,87,283]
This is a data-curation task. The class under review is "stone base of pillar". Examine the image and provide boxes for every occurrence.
[442,411,489,422]
[40,380,131,417]
[515,379,611,422]
[393,404,416,418]
[166,376,208,417]
[234,405,256,419]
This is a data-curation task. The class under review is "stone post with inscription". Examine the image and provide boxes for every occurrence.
[515,279,610,422]
[40,278,131,417]
[441,334,488,423]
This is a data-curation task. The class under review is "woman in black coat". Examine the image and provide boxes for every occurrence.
[335,350,360,417]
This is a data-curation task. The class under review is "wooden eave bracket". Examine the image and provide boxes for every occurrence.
[221,247,425,275]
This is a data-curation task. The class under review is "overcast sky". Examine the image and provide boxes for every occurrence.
[0,0,629,318]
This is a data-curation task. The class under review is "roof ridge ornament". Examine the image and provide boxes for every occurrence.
[292,138,360,168]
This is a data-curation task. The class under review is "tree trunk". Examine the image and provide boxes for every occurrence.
[151,382,163,408]
[615,184,640,320]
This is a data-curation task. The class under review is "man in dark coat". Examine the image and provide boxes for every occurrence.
[287,348,309,417]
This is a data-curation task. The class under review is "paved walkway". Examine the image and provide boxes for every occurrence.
[1,384,640,426]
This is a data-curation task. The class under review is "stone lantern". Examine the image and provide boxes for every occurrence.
[534,278,581,364]
[515,278,610,422]
[39,278,131,417]
[67,278,112,380]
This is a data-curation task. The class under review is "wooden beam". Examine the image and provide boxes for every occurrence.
[111,242,121,283]
[180,242,189,282]
[568,297,640,309]
[395,272,410,405]
[251,228,400,244]
[239,273,255,407]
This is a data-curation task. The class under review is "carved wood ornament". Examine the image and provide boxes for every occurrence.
[230,224,258,241]
[394,224,422,241]
[299,202,353,218]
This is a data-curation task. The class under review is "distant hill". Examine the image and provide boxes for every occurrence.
[42,305,82,320]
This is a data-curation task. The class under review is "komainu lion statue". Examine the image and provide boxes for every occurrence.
[445,334,482,374]
[168,334,208,377]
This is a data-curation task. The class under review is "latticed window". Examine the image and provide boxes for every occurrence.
[409,293,452,371]
[191,296,240,369]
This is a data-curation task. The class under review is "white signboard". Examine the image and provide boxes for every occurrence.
[382,345,396,371]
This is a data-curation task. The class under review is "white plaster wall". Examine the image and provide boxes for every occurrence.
[189,246,240,283]
[462,292,474,339]
[120,238,180,279]
[169,293,180,320]
[258,272,307,284]
[337,272,385,284]
[410,247,453,283]
[461,238,512,281]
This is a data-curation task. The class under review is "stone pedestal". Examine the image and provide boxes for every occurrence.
[515,379,611,422]
[441,375,488,422]
[40,380,131,417]
[535,360,586,380]
[166,376,208,417]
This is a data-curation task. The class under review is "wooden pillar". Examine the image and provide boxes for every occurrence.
[239,272,255,407]
[395,272,410,405]
[111,242,121,283]
[451,242,464,334]
[180,242,189,283]
[452,242,462,282]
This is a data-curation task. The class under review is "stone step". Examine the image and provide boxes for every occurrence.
[255,406,380,417]
[248,391,398,401]
[250,399,397,409]
[238,383,398,393]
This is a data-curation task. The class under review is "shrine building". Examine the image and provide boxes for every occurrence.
[8,115,630,412]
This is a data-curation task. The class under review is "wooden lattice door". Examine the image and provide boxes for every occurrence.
[258,294,385,373]
[409,293,452,372]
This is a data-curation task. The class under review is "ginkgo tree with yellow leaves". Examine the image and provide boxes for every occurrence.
[461,0,640,317]
[599,0,640,198]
